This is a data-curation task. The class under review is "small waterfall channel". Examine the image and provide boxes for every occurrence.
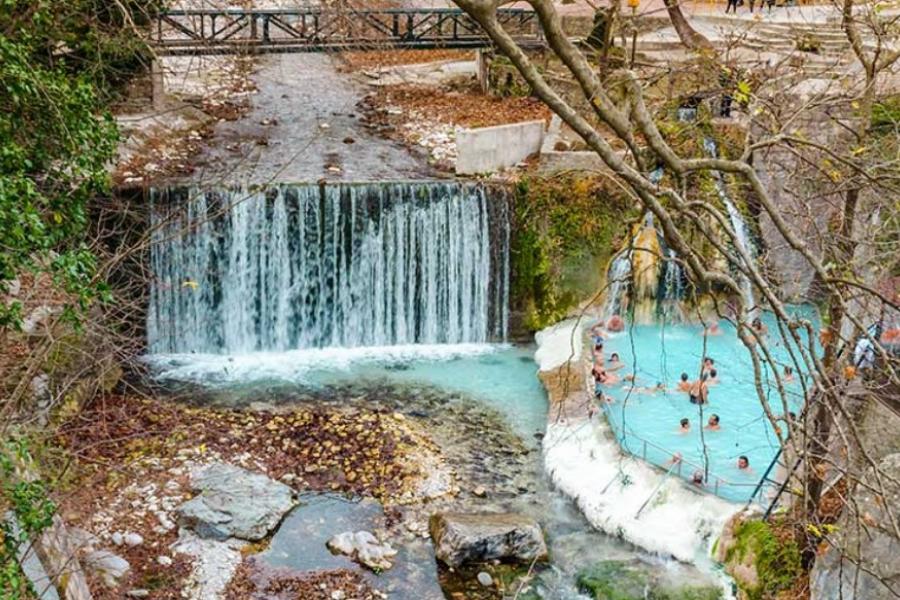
[702,138,757,317]
[147,182,510,354]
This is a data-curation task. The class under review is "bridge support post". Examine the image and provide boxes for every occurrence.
[476,49,489,95]
[151,59,166,111]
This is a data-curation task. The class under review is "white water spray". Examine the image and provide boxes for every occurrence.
[148,183,510,354]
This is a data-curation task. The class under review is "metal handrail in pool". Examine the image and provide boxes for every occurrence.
[597,395,780,504]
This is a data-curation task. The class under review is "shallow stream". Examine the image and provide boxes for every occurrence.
[148,345,720,598]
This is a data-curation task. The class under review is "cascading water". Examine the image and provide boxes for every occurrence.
[147,182,509,354]
[603,250,632,317]
[702,138,756,317]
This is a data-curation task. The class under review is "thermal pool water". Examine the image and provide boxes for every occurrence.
[599,308,818,503]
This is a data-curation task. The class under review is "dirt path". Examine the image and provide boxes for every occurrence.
[176,53,432,186]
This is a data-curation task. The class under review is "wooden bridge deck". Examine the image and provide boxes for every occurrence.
[151,8,543,55]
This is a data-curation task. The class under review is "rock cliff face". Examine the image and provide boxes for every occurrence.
[810,452,900,600]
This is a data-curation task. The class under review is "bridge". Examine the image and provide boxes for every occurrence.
[150,7,542,55]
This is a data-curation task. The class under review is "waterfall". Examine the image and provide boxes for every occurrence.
[603,250,632,318]
[147,182,510,354]
[662,249,685,302]
[702,138,756,317]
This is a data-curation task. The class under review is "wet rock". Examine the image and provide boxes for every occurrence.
[327,530,397,571]
[83,550,130,587]
[429,512,548,568]
[577,560,722,600]
[477,571,493,587]
[176,462,297,541]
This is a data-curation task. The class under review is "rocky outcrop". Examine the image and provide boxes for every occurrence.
[810,452,900,600]
[176,462,297,541]
[428,512,548,568]
[715,512,802,600]
[326,531,397,571]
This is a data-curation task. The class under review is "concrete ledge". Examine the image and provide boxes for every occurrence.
[538,150,608,174]
[455,119,545,175]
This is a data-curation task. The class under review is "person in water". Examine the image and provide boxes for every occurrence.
[707,368,719,384]
[783,365,795,382]
[691,470,705,487]
[689,374,709,404]
[639,382,665,394]
[751,317,768,336]
[705,321,722,336]
[679,418,690,434]
[702,357,715,375]
[706,414,721,430]
[607,352,624,371]
[606,314,625,332]
[678,373,691,392]
[737,455,752,471]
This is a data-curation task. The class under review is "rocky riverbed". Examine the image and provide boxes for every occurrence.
[49,358,725,600]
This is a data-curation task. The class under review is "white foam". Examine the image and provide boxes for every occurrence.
[144,343,503,385]
[543,419,739,563]
[534,317,587,372]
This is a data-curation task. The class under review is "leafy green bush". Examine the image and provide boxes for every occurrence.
[1,437,57,599]
[512,174,634,331]
[872,96,900,131]
[0,0,156,329]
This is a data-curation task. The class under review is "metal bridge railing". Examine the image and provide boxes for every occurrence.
[150,8,543,55]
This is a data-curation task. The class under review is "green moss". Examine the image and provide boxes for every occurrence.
[724,519,801,600]
[511,174,635,331]
[576,561,723,600]
[577,561,649,600]
[872,95,900,131]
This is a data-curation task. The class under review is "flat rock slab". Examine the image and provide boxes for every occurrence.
[176,463,297,541]
[429,512,548,568]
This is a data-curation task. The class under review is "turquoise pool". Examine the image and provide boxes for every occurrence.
[598,308,818,503]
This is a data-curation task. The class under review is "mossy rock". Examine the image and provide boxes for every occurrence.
[722,519,801,600]
[577,560,723,600]
[577,560,650,600]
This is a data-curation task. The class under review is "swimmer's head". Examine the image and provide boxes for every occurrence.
[680,372,689,382]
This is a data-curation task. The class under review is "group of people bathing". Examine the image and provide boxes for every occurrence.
[588,316,795,482]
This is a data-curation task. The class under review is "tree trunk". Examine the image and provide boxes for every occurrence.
[660,0,715,52]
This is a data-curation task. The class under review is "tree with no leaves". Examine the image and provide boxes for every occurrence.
[453,0,900,596]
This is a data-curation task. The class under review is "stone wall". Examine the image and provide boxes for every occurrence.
[455,120,545,175]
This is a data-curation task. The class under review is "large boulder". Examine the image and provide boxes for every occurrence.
[810,453,900,600]
[428,512,548,568]
[176,463,297,541]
